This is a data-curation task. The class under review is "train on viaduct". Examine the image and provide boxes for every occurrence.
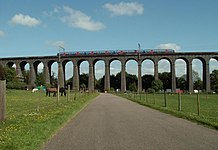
[0,49,217,93]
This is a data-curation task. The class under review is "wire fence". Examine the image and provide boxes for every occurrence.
[114,92,218,129]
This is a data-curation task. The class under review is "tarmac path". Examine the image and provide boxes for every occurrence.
[43,93,218,150]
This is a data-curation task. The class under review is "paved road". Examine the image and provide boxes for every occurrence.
[43,93,218,150]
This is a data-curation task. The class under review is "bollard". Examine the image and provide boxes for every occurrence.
[0,80,6,121]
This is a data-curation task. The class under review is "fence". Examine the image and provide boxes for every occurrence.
[115,92,218,129]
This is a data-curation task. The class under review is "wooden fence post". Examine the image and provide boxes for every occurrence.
[153,92,156,104]
[178,92,182,111]
[74,92,77,100]
[146,91,148,103]
[197,93,200,115]
[57,85,60,105]
[67,85,70,102]
[0,80,6,121]
[164,91,167,107]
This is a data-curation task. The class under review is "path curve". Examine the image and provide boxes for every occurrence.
[43,93,218,150]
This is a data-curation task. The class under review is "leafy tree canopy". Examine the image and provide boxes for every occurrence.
[210,70,218,92]
[151,79,163,92]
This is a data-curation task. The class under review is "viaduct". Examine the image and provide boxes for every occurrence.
[0,51,218,93]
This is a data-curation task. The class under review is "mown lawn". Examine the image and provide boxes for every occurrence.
[0,90,98,150]
[117,92,218,129]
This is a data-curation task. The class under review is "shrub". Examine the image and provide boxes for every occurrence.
[7,81,27,90]
[147,88,155,93]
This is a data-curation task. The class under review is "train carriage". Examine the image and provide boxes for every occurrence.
[58,49,175,57]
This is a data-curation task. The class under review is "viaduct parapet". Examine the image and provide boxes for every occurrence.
[0,52,218,93]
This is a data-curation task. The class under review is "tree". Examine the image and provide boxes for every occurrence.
[192,70,201,83]
[95,76,104,92]
[194,79,203,90]
[115,72,121,90]
[180,70,201,84]
[110,74,117,90]
[4,67,17,83]
[159,72,171,91]
[210,70,218,92]
[66,76,73,89]
[35,72,45,86]
[1,66,27,89]
[151,79,163,92]
[79,73,88,89]
[129,82,137,92]
[177,77,187,90]
[142,74,154,91]
[80,83,87,91]
[126,73,137,91]
[95,72,138,92]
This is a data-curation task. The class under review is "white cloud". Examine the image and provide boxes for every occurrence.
[61,6,105,31]
[43,7,61,17]
[0,30,5,37]
[175,60,186,77]
[142,60,154,75]
[157,43,181,51]
[103,2,144,16]
[10,13,41,27]
[37,62,44,73]
[110,61,121,75]
[210,59,218,73]
[158,60,170,73]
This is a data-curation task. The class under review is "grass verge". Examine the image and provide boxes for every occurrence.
[0,90,98,150]
[115,92,218,130]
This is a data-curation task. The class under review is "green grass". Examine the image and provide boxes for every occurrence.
[0,90,98,150]
[116,92,218,129]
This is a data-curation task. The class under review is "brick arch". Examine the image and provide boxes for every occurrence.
[141,57,155,64]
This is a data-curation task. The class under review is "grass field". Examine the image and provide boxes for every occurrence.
[116,92,218,129]
[0,90,98,150]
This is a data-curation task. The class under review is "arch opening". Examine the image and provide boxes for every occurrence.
[65,61,74,88]
[175,59,187,91]
[126,59,138,92]
[79,60,89,91]
[158,59,171,91]
[94,60,105,92]
[110,60,121,92]
[142,59,154,91]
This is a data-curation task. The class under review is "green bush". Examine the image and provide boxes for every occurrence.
[147,88,155,93]
[7,81,27,90]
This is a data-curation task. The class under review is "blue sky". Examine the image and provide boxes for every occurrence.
[0,0,218,79]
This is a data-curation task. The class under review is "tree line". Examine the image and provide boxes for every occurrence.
[1,64,218,93]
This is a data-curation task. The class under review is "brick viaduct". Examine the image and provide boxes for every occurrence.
[0,51,218,93]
